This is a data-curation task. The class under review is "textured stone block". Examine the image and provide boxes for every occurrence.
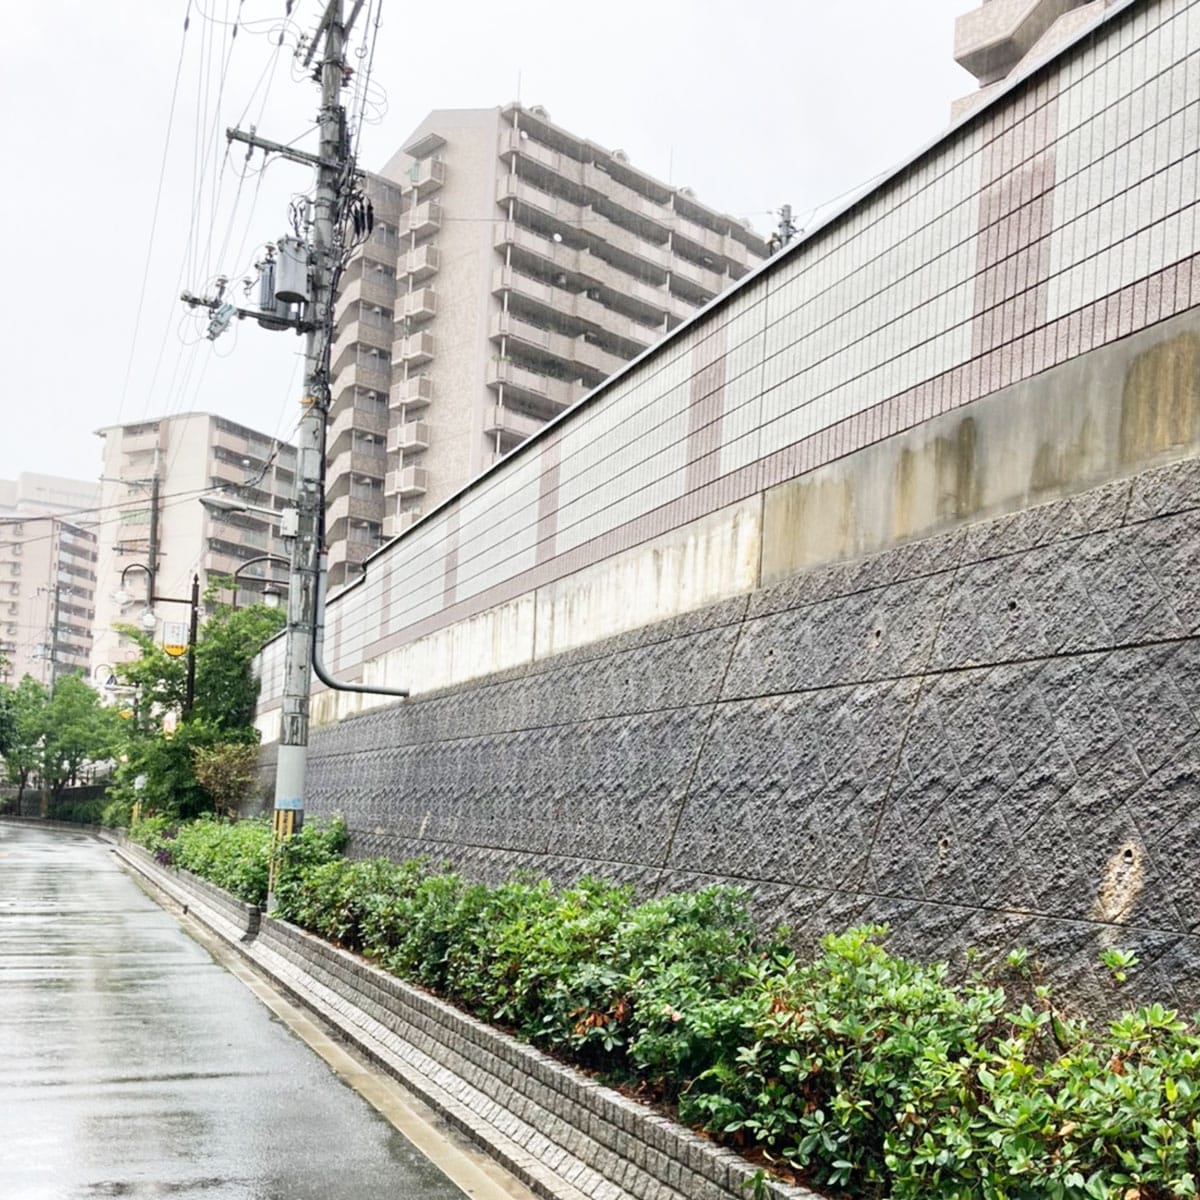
[302,460,1200,1012]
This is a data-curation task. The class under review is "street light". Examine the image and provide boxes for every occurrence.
[200,493,298,534]
[117,562,200,717]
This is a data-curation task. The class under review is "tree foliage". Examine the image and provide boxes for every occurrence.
[192,741,261,817]
[107,594,284,821]
[1,676,49,801]
[40,675,122,795]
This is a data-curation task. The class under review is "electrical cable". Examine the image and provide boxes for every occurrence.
[112,0,195,428]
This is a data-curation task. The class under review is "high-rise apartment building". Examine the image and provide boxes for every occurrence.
[325,104,769,586]
[90,413,297,677]
[0,474,100,686]
[952,0,1117,117]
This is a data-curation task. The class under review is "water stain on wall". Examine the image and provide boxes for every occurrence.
[1119,332,1200,465]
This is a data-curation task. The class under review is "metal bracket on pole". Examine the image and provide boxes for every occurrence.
[180,291,315,335]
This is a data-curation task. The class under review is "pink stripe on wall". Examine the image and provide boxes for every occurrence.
[685,323,728,494]
[972,82,1059,360]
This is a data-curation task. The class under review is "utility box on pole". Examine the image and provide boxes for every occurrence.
[274,236,311,306]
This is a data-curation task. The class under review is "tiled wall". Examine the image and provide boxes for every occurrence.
[257,0,1199,715]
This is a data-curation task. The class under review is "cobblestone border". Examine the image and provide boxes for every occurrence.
[112,841,820,1200]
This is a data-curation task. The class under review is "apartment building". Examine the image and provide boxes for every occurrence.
[325,104,770,586]
[0,474,100,686]
[90,413,296,677]
[952,0,1119,117]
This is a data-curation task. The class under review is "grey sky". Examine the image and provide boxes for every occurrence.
[1,1,975,485]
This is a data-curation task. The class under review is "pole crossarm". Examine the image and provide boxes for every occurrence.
[180,290,315,335]
[227,127,337,172]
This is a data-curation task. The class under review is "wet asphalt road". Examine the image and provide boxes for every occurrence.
[0,822,470,1200]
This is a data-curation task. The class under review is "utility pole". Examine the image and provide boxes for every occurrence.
[147,449,161,609]
[767,205,800,255]
[270,2,347,846]
[182,2,400,882]
[182,2,356,852]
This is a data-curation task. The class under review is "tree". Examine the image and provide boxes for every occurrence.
[40,674,122,796]
[1,676,48,804]
[109,596,285,821]
[192,741,261,817]
[191,600,286,734]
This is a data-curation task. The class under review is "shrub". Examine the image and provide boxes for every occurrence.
[139,816,1200,1200]
[171,815,272,904]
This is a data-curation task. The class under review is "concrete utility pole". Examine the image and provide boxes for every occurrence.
[147,449,161,609]
[272,5,348,843]
[182,1,402,875]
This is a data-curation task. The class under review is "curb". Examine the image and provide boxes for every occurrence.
[113,842,820,1200]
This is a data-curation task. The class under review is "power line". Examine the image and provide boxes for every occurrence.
[112,0,195,427]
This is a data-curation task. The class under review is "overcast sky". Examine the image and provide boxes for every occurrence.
[0,1,975,486]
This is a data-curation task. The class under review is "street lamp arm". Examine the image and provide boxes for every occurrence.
[232,554,291,579]
[119,562,156,589]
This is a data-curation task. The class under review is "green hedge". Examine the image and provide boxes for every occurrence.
[136,814,1200,1200]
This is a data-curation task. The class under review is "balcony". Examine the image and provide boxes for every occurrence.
[331,318,390,369]
[329,447,386,483]
[584,211,671,274]
[341,539,376,567]
[119,428,161,455]
[495,221,670,317]
[486,359,583,412]
[490,312,625,380]
[389,373,433,410]
[328,401,388,446]
[394,330,434,367]
[491,266,662,350]
[336,271,394,311]
[496,174,586,227]
[583,163,673,232]
[402,287,437,324]
[366,185,402,226]
[484,404,544,441]
[327,492,384,528]
[668,255,725,298]
[387,420,431,454]
[208,458,253,489]
[403,244,440,281]
[385,508,424,537]
[334,359,390,398]
[497,129,585,185]
[405,156,445,199]
[407,199,441,241]
[387,466,428,496]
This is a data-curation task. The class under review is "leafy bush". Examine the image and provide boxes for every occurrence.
[170,815,272,904]
[141,816,1200,1200]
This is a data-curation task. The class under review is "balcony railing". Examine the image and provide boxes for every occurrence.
[387,420,431,454]
[403,244,439,281]
[327,492,384,528]
[485,359,583,411]
[402,287,437,323]
[386,466,428,496]
[394,331,435,367]
[484,404,544,441]
[389,373,433,410]
[407,199,441,241]
[405,156,445,199]
[334,360,390,398]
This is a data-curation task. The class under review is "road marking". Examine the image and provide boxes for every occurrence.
[123,867,537,1200]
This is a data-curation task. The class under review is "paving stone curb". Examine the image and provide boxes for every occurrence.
[113,842,821,1200]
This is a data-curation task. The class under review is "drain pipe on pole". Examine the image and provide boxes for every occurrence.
[310,549,409,700]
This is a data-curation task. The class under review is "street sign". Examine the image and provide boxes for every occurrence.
[162,621,188,658]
